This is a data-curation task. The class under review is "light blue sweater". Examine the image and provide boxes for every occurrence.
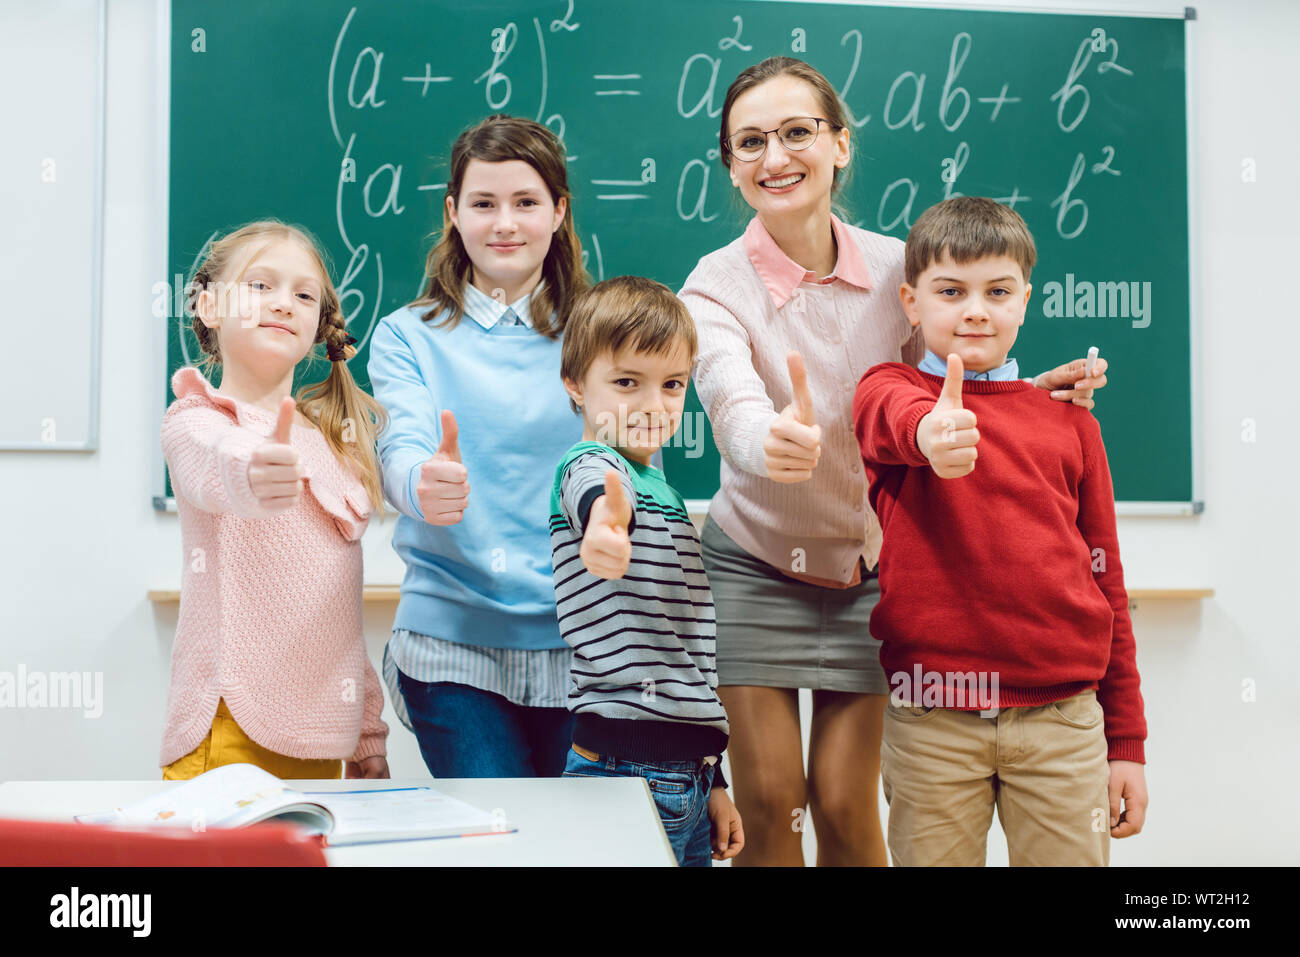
[368,295,582,650]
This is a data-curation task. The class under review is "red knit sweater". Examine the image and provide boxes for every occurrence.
[852,363,1145,763]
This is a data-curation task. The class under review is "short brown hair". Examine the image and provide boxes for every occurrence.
[560,276,697,413]
[904,197,1037,287]
[411,114,587,338]
[718,57,852,193]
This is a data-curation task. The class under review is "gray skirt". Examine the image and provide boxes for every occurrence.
[700,516,889,694]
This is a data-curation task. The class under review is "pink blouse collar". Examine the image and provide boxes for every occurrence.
[742,213,874,309]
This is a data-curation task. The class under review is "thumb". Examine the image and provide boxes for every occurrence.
[272,396,295,445]
[436,409,461,462]
[602,470,632,531]
[937,353,964,410]
[787,351,815,426]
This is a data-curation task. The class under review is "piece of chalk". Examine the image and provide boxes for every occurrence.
[1085,346,1099,377]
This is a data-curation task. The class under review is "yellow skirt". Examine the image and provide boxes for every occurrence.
[163,698,343,781]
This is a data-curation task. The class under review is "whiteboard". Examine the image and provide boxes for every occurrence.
[0,0,105,450]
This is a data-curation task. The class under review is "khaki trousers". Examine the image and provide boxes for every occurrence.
[881,689,1110,866]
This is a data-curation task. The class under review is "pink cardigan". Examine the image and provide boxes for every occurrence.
[679,215,922,586]
[158,367,387,767]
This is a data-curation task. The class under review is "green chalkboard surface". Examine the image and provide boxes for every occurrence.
[165,0,1193,508]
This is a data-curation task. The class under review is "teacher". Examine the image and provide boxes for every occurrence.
[678,57,1108,865]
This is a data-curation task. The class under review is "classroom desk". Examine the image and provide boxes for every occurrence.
[0,777,678,866]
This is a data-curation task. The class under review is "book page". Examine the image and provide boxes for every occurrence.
[300,787,510,845]
[76,764,328,831]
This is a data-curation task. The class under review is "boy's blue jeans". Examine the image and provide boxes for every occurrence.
[563,745,716,866]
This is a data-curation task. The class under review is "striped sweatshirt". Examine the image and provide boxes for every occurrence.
[550,442,729,777]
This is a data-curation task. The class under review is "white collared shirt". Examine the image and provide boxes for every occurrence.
[462,281,536,330]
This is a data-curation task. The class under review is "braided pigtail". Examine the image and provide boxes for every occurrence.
[296,292,389,516]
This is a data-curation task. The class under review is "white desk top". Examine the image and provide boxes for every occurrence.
[0,777,677,867]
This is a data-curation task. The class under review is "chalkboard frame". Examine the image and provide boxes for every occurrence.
[152,0,1203,517]
[1,0,106,452]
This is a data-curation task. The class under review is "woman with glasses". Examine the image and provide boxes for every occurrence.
[678,57,1108,866]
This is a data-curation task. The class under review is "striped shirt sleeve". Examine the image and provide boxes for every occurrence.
[560,450,638,536]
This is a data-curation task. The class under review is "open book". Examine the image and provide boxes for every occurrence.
[75,764,514,845]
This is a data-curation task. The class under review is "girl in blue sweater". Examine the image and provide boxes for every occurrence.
[368,115,588,776]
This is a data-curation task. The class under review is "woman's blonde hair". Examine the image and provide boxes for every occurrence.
[410,114,587,337]
[186,220,388,513]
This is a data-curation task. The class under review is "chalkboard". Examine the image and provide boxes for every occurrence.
[163,0,1195,510]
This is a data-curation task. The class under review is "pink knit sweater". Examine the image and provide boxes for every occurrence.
[679,215,922,585]
[158,367,387,767]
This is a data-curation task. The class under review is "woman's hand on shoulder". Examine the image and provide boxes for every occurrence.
[1035,356,1109,410]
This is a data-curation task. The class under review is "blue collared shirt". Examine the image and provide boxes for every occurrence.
[918,349,1022,381]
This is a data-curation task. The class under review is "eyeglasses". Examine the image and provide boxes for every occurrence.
[724,117,837,163]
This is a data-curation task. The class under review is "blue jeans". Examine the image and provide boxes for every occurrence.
[396,672,575,777]
[563,745,715,866]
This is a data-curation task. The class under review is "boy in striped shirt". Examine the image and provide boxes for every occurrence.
[550,276,743,866]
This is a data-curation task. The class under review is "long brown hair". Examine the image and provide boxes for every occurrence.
[187,221,388,513]
[411,114,587,338]
[718,57,853,195]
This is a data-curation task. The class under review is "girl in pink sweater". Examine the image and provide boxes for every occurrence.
[159,221,390,781]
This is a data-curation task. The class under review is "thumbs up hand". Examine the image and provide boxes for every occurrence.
[764,352,823,484]
[916,354,980,479]
[248,396,304,512]
[417,410,470,526]
[580,470,634,580]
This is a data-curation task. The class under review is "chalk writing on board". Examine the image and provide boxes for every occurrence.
[401,65,453,96]
[1050,34,1134,133]
[1050,153,1089,239]
[677,145,721,225]
[878,178,918,233]
[940,142,970,198]
[977,83,1020,122]
[837,29,871,128]
[678,53,723,119]
[1092,145,1121,176]
[939,33,971,132]
[349,46,385,109]
[551,0,579,33]
[594,74,642,96]
[993,187,1030,211]
[718,15,753,53]
[327,5,357,147]
[581,233,605,281]
[328,7,388,354]
[477,23,516,109]
[1050,146,1121,238]
[593,159,652,201]
[884,71,926,132]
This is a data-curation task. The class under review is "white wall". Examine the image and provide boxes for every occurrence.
[1,0,1296,865]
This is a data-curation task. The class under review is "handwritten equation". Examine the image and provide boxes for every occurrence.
[312,2,1154,345]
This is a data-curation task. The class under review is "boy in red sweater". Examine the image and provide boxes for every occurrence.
[852,196,1147,866]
